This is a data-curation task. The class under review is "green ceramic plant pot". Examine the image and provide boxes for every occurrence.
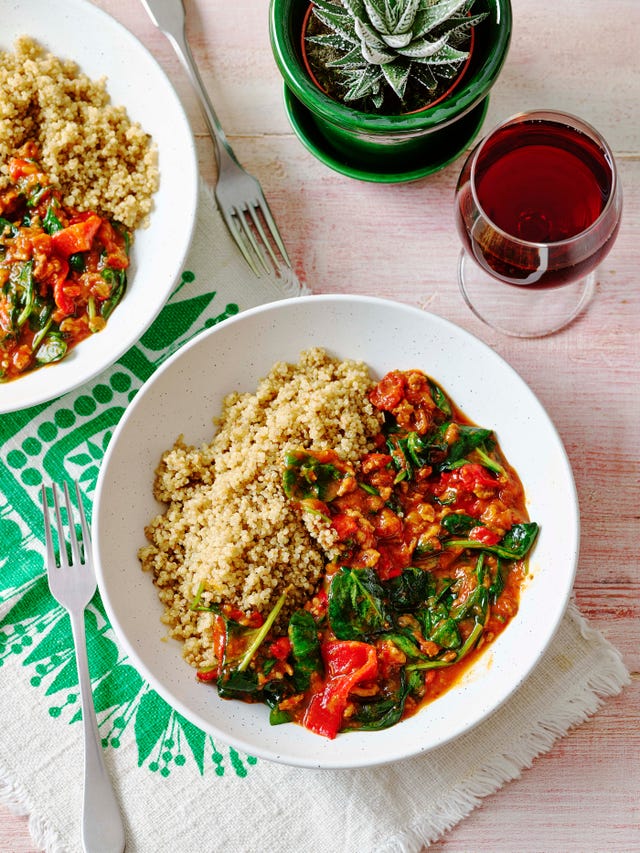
[269,0,512,182]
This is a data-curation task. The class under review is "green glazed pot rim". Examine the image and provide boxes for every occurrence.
[283,85,490,182]
[269,0,512,133]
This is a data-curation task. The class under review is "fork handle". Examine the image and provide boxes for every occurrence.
[162,18,241,173]
[70,610,126,853]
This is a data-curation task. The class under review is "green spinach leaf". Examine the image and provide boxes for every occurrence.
[261,680,293,725]
[283,450,347,501]
[384,566,434,612]
[428,378,452,416]
[499,522,540,559]
[429,617,462,649]
[42,200,63,235]
[100,268,127,320]
[288,610,322,690]
[445,522,539,561]
[35,330,67,364]
[442,513,477,536]
[216,668,259,699]
[442,425,493,469]
[328,567,390,640]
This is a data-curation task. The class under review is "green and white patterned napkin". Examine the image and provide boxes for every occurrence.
[0,185,630,852]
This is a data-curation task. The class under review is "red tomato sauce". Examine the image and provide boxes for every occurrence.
[196,368,538,738]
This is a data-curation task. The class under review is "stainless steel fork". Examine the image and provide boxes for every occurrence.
[140,0,294,277]
[42,482,125,853]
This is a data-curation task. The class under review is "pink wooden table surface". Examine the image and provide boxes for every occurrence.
[3,0,638,849]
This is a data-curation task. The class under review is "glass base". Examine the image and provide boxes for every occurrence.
[458,250,596,338]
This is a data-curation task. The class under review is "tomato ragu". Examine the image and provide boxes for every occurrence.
[191,366,539,739]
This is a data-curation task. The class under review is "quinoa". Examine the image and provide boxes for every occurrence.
[0,36,158,230]
[138,348,383,670]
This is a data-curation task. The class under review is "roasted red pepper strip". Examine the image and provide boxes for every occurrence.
[196,668,218,683]
[51,214,102,257]
[303,641,378,739]
[51,260,72,315]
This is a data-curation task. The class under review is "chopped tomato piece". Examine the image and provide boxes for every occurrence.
[331,513,359,541]
[376,540,412,580]
[437,463,498,496]
[369,370,405,411]
[361,452,393,474]
[226,607,244,622]
[268,637,292,661]
[468,526,501,545]
[8,157,38,182]
[51,214,102,257]
[244,611,265,629]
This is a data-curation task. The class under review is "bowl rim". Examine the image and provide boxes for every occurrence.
[93,294,580,769]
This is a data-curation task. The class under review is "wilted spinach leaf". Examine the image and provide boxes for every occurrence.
[261,680,293,725]
[445,522,539,561]
[35,330,67,364]
[428,379,452,416]
[216,668,259,699]
[443,425,493,469]
[328,567,390,640]
[499,522,539,559]
[283,451,347,501]
[442,513,477,536]
[384,566,434,612]
[100,268,127,320]
[288,610,322,690]
[429,617,462,649]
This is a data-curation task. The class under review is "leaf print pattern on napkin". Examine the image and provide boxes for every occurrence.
[0,270,253,780]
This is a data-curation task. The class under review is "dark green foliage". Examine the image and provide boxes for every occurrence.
[289,610,323,690]
[328,567,390,639]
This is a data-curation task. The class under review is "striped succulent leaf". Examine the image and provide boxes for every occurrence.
[307,0,487,109]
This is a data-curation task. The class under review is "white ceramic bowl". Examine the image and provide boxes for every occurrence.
[93,295,579,769]
[0,0,198,413]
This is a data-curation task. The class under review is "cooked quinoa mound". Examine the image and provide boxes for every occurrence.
[0,36,158,230]
[139,348,383,670]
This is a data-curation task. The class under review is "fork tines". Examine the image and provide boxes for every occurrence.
[226,200,293,278]
[42,481,91,570]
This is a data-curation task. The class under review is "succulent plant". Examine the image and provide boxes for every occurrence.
[307,0,488,110]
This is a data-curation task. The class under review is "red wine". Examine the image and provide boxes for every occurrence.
[456,119,620,288]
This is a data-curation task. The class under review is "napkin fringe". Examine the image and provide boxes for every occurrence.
[0,761,65,852]
[381,603,630,852]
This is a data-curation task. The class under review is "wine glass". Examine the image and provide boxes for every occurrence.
[454,110,622,338]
